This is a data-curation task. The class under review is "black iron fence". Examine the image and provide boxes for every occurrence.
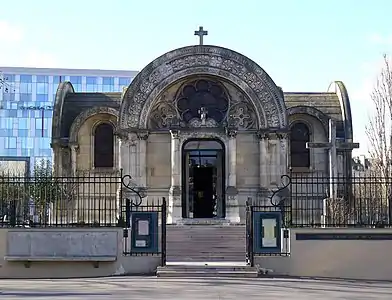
[0,170,168,264]
[289,172,392,228]
[2,169,391,230]
[0,171,122,227]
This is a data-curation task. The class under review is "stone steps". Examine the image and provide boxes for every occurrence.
[157,264,259,278]
[166,224,246,262]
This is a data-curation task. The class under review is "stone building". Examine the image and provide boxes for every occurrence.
[51,44,355,224]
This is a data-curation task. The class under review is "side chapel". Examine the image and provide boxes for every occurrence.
[51,31,355,224]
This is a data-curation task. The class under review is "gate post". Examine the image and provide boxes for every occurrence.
[246,198,254,267]
[161,197,167,266]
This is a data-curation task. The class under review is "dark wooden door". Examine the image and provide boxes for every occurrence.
[193,167,214,218]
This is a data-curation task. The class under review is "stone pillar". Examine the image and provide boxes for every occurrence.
[168,130,181,224]
[136,131,149,187]
[278,133,289,177]
[118,131,137,180]
[69,144,79,176]
[226,129,240,223]
[117,137,122,170]
[257,131,269,195]
[117,131,138,223]
[269,137,278,186]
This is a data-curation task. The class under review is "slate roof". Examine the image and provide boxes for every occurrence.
[60,92,121,138]
[284,92,342,121]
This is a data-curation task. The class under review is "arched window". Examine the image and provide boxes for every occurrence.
[290,122,310,168]
[94,123,114,168]
[176,79,229,124]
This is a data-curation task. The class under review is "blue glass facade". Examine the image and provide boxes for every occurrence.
[0,69,135,170]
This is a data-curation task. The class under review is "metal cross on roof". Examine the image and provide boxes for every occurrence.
[194,26,208,45]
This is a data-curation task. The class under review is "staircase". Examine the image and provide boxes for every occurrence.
[158,223,256,277]
[157,263,260,278]
[166,222,246,262]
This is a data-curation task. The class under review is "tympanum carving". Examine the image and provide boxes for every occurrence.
[148,78,258,130]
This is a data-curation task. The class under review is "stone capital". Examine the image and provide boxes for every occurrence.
[226,128,237,138]
[256,130,269,140]
[136,130,149,140]
[267,130,289,140]
[114,129,129,141]
[170,129,180,139]
[276,132,289,140]
[69,143,79,153]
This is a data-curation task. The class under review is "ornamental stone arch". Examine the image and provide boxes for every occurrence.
[287,105,330,135]
[52,82,75,141]
[69,106,119,144]
[119,45,288,130]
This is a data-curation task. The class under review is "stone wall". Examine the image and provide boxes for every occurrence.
[147,133,171,190]
[236,133,263,220]
[256,228,392,281]
[236,133,259,189]
[0,228,160,279]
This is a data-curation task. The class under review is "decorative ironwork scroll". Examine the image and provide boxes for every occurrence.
[121,174,147,207]
[269,175,292,226]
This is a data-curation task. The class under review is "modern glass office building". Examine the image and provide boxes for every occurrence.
[0,67,138,170]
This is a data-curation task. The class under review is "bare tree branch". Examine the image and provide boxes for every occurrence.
[366,54,392,177]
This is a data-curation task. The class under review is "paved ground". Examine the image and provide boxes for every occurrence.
[1,277,392,299]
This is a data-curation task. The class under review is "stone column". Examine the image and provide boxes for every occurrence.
[117,137,122,170]
[69,143,79,176]
[269,136,278,186]
[257,131,269,201]
[117,131,138,223]
[277,133,289,178]
[117,131,128,173]
[136,131,149,188]
[228,132,237,186]
[226,129,240,223]
[168,130,181,224]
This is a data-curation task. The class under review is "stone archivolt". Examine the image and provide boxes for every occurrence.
[119,46,288,131]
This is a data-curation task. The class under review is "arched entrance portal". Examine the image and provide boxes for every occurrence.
[181,139,225,219]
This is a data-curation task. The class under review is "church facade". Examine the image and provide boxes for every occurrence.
[51,45,354,224]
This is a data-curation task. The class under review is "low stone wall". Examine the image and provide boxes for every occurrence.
[256,228,392,281]
[0,228,160,279]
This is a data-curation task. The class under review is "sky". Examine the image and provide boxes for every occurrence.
[1,0,392,155]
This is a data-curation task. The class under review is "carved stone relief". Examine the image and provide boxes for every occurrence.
[119,46,288,130]
[228,102,257,129]
[178,131,229,146]
[147,78,259,131]
[136,130,149,140]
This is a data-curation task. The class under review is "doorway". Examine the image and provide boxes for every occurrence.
[182,139,225,219]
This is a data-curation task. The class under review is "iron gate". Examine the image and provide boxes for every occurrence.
[246,175,291,266]
[120,173,167,266]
